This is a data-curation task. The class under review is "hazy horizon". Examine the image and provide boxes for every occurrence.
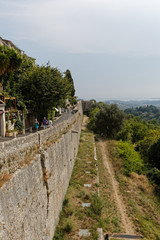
[84,97,160,101]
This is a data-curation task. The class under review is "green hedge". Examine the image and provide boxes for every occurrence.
[116,140,144,176]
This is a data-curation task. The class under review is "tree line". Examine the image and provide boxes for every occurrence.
[0,45,76,121]
[124,105,160,124]
[86,101,160,186]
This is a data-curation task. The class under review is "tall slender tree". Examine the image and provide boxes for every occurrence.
[64,69,75,97]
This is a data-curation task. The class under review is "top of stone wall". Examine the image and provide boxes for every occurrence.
[0,101,83,174]
[0,102,82,155]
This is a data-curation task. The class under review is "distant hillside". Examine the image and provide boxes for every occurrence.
[103,99,160,110]
[124,105,160,123]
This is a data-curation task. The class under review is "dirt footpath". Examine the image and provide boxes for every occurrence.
[81,115,89,130]
[98,139,136,234]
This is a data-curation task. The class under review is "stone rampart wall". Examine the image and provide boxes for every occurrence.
[0,102,82,175]
[0,101,83,240]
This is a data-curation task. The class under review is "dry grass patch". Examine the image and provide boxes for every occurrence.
[24,154,32,165]
[0,171,12,187]
[129,172,153,195]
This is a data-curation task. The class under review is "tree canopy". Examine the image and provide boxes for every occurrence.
[116,111,160,183]
[0,45,22,76]
[124,105,160,124]
[64,69,75,98]
[148,139,160,170]
[87,102,160,184]
[88,102,124,138]
[0,47,76,120]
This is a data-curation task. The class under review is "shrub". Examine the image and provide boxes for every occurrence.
[148,138,160,170]
[62,198,73,217]
[91,194,103,216]
[147,168,160,185]
[62,198,69,207]
[87,107,100,132]
[116,140,144,176]
[14,119,24,131]
[63,220,73,233]
[53,226,64,240]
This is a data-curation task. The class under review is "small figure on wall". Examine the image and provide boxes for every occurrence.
[34,119,39,131]
[48,119,53,127]
[43,117,48,129]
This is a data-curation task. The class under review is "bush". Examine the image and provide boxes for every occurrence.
[14,119,24,131]
[63,221,73,233]
[116,140,144,176]
[62,198,73,217]
[62,198,69,207]
[148,138,160,170]
[87,107,100,132]
[147,168,160,185]
[91,194,103,216]
[53,226,64,240]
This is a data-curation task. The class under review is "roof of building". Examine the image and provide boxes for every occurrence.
[0,36,36,62]
[0,37,21,52]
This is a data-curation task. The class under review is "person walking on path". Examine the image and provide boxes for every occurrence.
[48,119,53,127]
[43,117,48,129]
[34,119,39,131]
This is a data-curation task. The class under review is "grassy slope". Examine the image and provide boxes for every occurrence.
[107,140,160,240]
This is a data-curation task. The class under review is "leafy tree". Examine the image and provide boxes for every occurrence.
[116,109,160,183]
[147,167,160,185]
[148,139,160,170]
[64,69,75,97]
[1,53,35,96]
[0,54,75,120]
[94,104,124,138]
[124,105,160,124]
[84,101,105,117]
[117,115,160,159]
[87,107,100,131]
[0,45,22,76]
[136,129,160,157]
[117,116,155,143]
[18,64,71,119]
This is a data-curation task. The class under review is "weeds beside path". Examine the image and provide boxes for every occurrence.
[97,139,135,234]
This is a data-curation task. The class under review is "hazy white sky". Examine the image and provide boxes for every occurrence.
[1,0,160,99]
